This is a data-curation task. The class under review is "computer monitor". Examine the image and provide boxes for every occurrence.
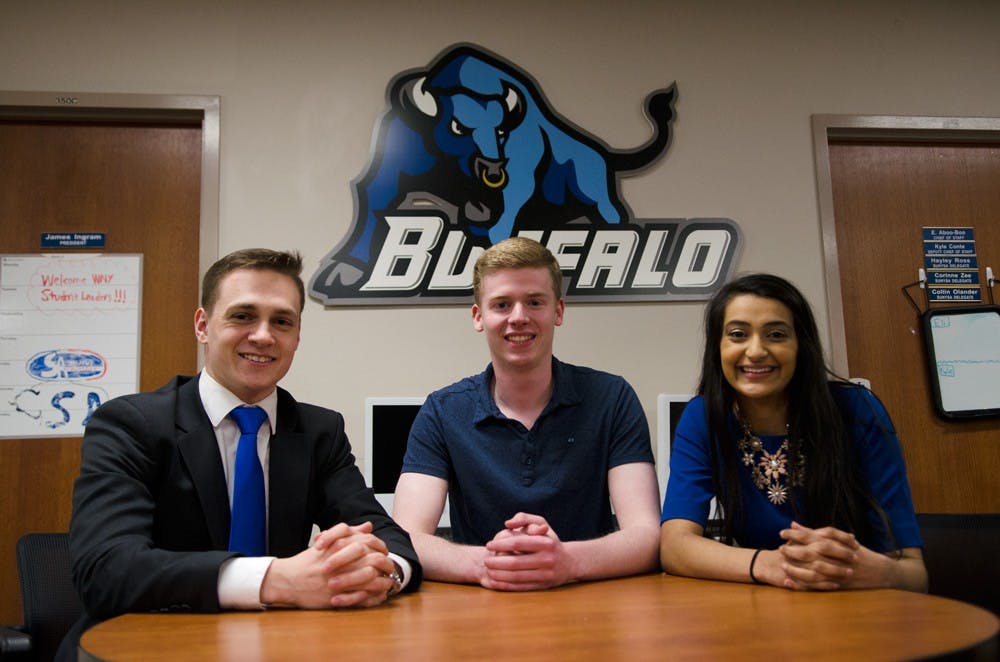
[657,392,722,538]
[362,396,449,527]
[656,393,694,507]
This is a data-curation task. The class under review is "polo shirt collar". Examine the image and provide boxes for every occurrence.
[472,356,582,424]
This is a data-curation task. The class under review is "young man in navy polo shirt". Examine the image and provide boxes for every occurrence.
[393,237,661,590]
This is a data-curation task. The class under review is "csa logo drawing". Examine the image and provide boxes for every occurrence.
[309,44,741,305]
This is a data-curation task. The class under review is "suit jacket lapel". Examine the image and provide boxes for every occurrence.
[175,374,232,550]
[268,389,311,557]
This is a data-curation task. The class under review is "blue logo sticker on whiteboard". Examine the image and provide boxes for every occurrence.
[27,349,107,381]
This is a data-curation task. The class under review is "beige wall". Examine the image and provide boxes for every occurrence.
[3,0,998,474]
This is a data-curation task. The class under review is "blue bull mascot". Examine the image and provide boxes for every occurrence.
[311,43,675,301]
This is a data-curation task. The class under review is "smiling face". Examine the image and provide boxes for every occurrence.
[471,266,564,374]
[720,294,798,412]
[194,268,301,404]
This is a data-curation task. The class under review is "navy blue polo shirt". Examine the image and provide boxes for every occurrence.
[401,357,654,545]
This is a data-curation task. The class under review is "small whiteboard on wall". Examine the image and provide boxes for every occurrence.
[923,305,1000,419]
[0,254,142,438]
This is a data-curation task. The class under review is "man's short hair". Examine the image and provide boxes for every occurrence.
[201,248,305,313]
[472,237,562,305]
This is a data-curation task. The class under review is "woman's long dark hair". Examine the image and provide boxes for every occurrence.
[699,273,891,549]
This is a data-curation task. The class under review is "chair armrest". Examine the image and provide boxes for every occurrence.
[0,624,32,657]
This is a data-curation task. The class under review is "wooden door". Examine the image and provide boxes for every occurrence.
[827,139,1000,513]
[0,118,202,622]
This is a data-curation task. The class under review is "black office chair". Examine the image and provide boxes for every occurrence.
[916,513,1000,615]
[0,533,82,661]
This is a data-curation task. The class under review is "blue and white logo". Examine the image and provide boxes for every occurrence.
[309,43,741,305]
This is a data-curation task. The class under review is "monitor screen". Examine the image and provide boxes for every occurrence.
[655,394,694,506]
[923,305,1000,419]
[363,397,449,527]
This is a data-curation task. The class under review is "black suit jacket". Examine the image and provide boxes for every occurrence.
[63,374,420,653]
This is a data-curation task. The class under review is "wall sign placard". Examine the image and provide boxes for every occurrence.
[0,254,142,438]
[41,232,107,248]
[922,227,981,302]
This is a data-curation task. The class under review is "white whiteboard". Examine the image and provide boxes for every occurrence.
[925,306,1000,418]
[0,254,142,438]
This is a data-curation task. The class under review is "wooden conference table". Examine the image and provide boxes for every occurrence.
[80,574,999,661]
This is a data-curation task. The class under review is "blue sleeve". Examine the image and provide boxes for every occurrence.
[608,378,655,468]
[843,387,923,551]
[660,396,715,526]
[400,394,451,480]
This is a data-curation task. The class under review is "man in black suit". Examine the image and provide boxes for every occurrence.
[61,248,420,657]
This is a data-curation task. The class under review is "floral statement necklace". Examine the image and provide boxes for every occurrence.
[736,410,805,505]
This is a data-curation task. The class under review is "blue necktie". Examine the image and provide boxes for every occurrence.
[228,406,268,556]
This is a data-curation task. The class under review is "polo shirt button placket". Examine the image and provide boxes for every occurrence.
[521,434,536,486]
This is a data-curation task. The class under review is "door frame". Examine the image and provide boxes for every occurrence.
[0,91,220,622]
[0,90,220,286]
[810,114,1000,376]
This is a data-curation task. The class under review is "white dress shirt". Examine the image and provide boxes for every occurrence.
[199,371,409,609]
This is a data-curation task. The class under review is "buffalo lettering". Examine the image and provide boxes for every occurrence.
[359,215,739,299]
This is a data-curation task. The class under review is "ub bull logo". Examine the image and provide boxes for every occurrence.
[309,44,741,305]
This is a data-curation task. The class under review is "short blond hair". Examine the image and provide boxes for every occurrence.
[472,237,562,305]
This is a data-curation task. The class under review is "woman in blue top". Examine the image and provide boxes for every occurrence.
[660,274,927,591]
